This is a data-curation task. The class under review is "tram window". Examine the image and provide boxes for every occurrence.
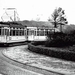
[34,30,36,36]
[0,27,1,35]
[24,30,27,35]
[5,29,7,35]
[10,29,15,36]
[14,28,18,36]
[28,29,31,35]
[1,28,4,35]
[17,28,20,36]
[16,30,18,36]
[6,29,9,36]
[21,30,24,36]
[45,29,48,36]
[27,29,28,35]
[23,29,24,35]
[20,29,21,36]
[19,30,21,36]
[47,30,50,34]
[19,28,21,36]
[12,28,15,36]
[37,29,39,36]
[21,30,23,36]
[27,29,34,35]
[13,30,15,36]
[19,30,22,36]
[31,30,34,35]
[17,29,19,36]
[39,29,44,36]
[15,29,16,36]
[28,30,31,35]
[10,30,12,36]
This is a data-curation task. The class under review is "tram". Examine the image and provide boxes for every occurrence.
[0,22,27,46]
[27,27,55,41]
[0,22,55,46]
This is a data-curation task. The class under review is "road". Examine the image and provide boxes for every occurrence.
[0,46,63,75]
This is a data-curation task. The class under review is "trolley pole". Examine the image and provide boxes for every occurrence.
[1,8,20,22]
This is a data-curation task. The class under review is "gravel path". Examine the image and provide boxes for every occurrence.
[3,45,75,75]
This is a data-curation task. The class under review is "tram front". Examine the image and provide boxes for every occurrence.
[0,26,9,43]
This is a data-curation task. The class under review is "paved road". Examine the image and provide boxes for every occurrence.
[0,46,63,75]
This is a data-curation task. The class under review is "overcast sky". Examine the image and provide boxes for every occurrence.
[0,0,75,24]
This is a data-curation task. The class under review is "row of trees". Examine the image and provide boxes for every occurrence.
[48,7,68,32]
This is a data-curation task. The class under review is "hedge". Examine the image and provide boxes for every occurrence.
[28,43,75,61]
[46,32,75,47]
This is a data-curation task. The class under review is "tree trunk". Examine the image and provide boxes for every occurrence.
[60,25,62,32]
[54,22,57,28]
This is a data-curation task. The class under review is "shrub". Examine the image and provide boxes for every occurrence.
[31,41,46,46]
[28,43,75,61]
[47,32,66,40]
[45,36,67,47]
[45,32,75,47]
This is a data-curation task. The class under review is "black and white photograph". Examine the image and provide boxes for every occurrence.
[0,0,75,75]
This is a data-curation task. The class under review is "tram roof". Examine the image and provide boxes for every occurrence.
[18,20,54,27]
[0,22,27,28]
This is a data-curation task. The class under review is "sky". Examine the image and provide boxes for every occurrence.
[0,0,75,24]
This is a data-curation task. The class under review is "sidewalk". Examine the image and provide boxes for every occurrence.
[2,45,75,75]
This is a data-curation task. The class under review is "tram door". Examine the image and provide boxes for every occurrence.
[0,27,2,42]
[4,28,9,42]
[0,27,9,42]
[28,29,35,41]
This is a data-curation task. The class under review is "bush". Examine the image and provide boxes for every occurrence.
[31,41,46,46]
[45,32,75,47]
[47,32,66,40]
[28,43,75,61]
